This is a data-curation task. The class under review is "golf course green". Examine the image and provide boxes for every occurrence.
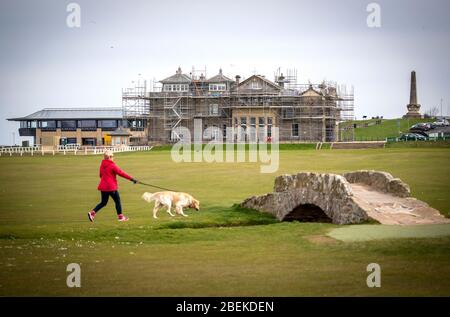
[0,147,449,296]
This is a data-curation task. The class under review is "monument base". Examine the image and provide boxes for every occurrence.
[403,113,422,119]
[404,103,422,119]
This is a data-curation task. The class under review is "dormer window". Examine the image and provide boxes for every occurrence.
[164,84,189,92]
[209,83,227,91]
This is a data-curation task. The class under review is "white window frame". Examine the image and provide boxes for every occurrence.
[165,84,189,92]
[209,83,226,91]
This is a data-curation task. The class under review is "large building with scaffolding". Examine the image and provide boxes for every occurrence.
[122,67,354,144]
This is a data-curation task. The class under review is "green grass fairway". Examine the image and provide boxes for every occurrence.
[328,224,450,242]
[0,148,450,296]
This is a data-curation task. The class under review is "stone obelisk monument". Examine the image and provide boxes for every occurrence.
[403,71,422,118]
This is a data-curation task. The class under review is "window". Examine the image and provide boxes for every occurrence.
[267,117,273,138]
[59,137,77,145]
[127,119,146,130]
[209,83,226,91]
[258,117,265,127]
[209,104,219,116]
[79,120,96,128]
[82,138,97,146]
[240,117,247,128]
[99,120,117,128]
[239,117,247,142]
[164,84,188,92]
[258,117,266,140]
[249,117,256,142]
[223,124,227,138]
[292,123,299,137]
[61,120,76,129]
[41,121,56,128]
[283,108,294,118]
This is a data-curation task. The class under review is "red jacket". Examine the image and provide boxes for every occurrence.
[97,159,133,192]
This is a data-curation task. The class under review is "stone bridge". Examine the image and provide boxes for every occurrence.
[241,170,449,225]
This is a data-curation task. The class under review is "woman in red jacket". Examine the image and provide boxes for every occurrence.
[88,150,137,222]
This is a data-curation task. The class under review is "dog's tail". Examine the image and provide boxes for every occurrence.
[141,192,156,202]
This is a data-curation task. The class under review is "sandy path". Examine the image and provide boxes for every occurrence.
[350,184,449,225]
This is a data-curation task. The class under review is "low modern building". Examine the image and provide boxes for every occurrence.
[7,107,147,146]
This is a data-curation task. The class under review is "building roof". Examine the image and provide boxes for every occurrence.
[299,84,323,97]
[7,107,123,121]
[206,69,234,83]
[239,75,281,90]
[160,67,192,84]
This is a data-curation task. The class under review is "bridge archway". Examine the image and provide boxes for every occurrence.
[282,204,332,223]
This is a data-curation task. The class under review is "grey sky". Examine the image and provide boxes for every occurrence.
[1,0,449,145]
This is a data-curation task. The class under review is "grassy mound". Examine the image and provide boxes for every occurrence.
[341,118,434,141]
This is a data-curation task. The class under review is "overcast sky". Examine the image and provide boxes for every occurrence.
[1,0,449,145]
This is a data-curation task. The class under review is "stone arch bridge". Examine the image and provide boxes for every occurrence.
[241,171,448,225]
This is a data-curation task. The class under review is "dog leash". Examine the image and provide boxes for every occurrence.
[137,181,177,192]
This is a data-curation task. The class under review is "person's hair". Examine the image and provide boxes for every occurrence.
[104,150,114,160]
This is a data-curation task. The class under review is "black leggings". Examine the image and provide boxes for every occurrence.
[93,191,122,215]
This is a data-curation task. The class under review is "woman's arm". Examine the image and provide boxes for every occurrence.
[113,164,133,181]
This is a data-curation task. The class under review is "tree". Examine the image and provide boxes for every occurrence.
[425,106,439,118]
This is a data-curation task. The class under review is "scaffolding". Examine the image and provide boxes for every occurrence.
[122,67,355,144]
[121,78,151,144]
[122,78,150,118]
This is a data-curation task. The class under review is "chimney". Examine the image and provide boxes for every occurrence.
[235,75,241,86]
[277,73,285,88]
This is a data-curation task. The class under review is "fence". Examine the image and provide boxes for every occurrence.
[0,145,152,156]
[0,145,41,156]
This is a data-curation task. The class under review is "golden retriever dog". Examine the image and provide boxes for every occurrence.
[141,191,200,219]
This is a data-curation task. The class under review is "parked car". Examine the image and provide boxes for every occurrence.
[433,119,449,127]
[410,123,432,131]
[411,130,428,137]
[398,133,427,141]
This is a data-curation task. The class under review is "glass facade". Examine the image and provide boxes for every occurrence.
[98,120,118,128]
[60,120,76,129]
[79,120,96,128]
